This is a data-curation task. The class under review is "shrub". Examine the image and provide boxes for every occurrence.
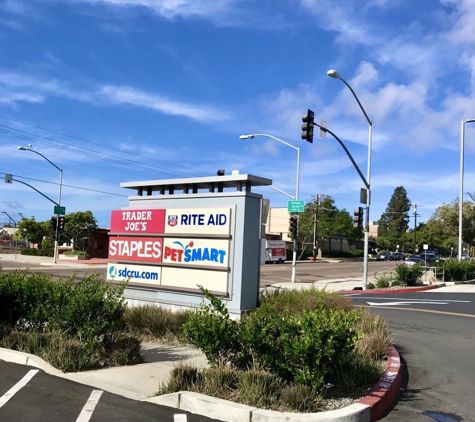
[181,286,242,367]
[239,303,362,387]
[20,248,54,257]
[354,311,391,360]
[366,282,375,290]
[333,351,385,394]
[436,258,475,281]
[374,275,391,289]
[394,263,424,286]
[123,305,191,339]
[235,369,283,408]
[259,287,354,315]
[62,250,87,256]
[280,384,323,413]
[157,362,201,395]
[201,366,239,397]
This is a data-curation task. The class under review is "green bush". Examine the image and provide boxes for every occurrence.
[374,275,391,289]
[62,250,87,256]
[123,305,191,339]
[240,304,362,387]
[394,263,424,286]
[20,248,55,257]
[436,258,475,281]
[323,249,364,258]
[182,286,242,367]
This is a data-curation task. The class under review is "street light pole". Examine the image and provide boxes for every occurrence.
[18,145,63,264]
[2,211,16,228]
[458,119,475,260]
[240,133,300,283]
[328,69,372,288]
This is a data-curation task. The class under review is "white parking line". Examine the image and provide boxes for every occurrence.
[174,415,187,422]
[0,369,39,408]
[76,390,103,422]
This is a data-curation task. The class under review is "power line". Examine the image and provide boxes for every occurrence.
[0,172,128,197]
[0,115,210,178]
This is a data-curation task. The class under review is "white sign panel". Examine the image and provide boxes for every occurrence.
[107,263,161,285]
[162,238,230,268]
[161,267,228,293]
[164,208,231,235]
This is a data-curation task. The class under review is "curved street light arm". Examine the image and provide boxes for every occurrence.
[12,178,59,206]
[314,123,369,190]
[24,149,63,172]
[267,185,296,200]
[336,77,372,126]
[249,134,299,152]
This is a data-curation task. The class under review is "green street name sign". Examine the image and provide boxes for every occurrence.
[287,200,305,213]
[54,206,66,215]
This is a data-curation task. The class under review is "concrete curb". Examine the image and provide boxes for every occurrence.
[339,284,444,294]
[0,345,405,422]
[359,346,403,421]
[0,347,62,376]
[147,393,371,422]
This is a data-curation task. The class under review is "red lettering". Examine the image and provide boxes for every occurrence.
[164,246,172,259]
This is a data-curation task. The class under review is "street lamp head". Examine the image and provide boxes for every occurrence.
[17,146,26,151]
[327,69,341,79]
[466,119,475,123]
[239,134,255,140]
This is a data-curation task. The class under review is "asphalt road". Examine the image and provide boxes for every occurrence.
[0,361,218,422]
[0,258,398,287]
[350,292,475,422]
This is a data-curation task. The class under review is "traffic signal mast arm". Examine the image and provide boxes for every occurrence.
[11,178,59,206]
[312,123,369,190]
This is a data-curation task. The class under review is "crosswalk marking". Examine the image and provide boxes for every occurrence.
[76,390,103,422]
[0,369,39,408]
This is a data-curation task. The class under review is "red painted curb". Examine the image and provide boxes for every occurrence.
[359,346,403,421]
[338,284,441,294]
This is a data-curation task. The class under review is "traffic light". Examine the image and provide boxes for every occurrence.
[301,109,315,143]
[50,217,57,231]
[58,216,65,232]
[289,216,298,239]
[353,207,364,232]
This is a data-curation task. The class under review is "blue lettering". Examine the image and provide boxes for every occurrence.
[202,248,210,261]
[118,269,123,277]
[134,271,139,277]
[208,214,215,225]
[218,214,227,225]
[198,214,204,225]
[210,248,218,262]
[181,215,189,225]
[218,250,226,263]
[192,248,202,261]
[184,249,192,262]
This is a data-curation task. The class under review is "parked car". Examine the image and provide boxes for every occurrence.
[376,251,393,261]
[419,252,440,264]
[461,254,470,260]
[392,252,405,261]
[404,256,425,266]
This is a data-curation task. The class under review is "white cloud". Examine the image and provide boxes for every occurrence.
[69,0,241,20]
[97,85,228,122]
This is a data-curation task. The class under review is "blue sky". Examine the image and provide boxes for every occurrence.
[0,0,474,228]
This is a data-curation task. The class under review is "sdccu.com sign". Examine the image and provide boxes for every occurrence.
[107,207,232,292]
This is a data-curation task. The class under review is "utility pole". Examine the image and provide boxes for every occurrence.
[313,194,321,260]
[412,204,422,253]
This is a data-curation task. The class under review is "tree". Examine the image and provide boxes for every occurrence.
[63,211,98,251]
[377,187,411,250]
[428,199,475,246]
[298,196,359,258]
[16,218,50,249]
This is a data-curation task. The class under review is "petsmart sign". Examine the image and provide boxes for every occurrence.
[164,208,231,235]
[163,238,229,268]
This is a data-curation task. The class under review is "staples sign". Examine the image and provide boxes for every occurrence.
[108,237,163,262]
[110,209,165,234]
